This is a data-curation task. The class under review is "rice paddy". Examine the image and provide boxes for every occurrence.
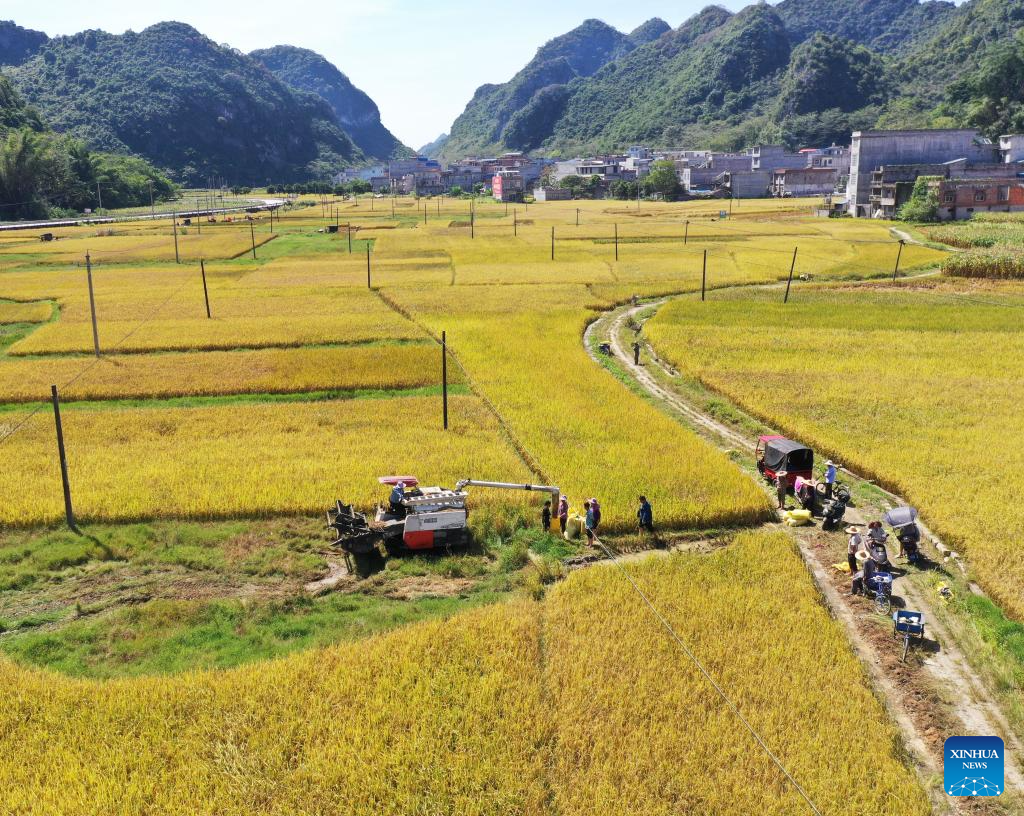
[645,278,1024,621]
[0,533,929,815]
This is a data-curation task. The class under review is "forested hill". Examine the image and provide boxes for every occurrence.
[0,22,368,185]
[440,0,1024,159]
[0,21,47,67]
[250,45,410,161]
[0,70,177,220]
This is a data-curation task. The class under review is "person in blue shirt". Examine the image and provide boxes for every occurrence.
[637,495,653,532]
[824,461,838,499]
[389,482,406,513]
[584,500,595,543]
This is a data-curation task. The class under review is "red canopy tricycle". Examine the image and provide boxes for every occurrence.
[756,435,813,489]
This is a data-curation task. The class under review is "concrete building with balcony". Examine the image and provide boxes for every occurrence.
[492,170,524,202]
[869,159,1021,218]
[847,129,1001,217]
[933,177,1024,220]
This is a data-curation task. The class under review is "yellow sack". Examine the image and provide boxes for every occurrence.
[783,509,813,527]
[564,513,584,541]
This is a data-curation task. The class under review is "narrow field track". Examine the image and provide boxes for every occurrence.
[586,294,1024,808]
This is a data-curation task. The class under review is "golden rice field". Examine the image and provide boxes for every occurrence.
[0,299,51,324]
[0,342,453,402]
[0,532,928,815]
[389,283,773,530]
[645,279,1024,621]
[0,224,278,264]
[0,199,944,529]
[0,395,528,525]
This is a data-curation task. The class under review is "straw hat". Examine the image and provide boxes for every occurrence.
[845,525,861,534]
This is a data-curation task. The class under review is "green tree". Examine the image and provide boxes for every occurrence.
[897,176,940,223]
[642,160,682,201]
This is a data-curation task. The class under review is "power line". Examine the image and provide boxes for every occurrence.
[588,532,825,816]
[0,264,197,447]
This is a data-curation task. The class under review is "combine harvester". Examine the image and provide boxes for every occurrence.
[328,476,560,574]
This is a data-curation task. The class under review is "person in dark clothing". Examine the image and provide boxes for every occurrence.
[632,341,641,365]
[853,554,877,596]
[557,496,569,534]
[542,501,552,531]
[637,496,653,532]
[776,471,788,510]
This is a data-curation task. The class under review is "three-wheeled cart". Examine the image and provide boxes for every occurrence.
[756,435,813,489]
[893,609,925,662]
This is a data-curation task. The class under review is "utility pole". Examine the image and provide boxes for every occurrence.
[200,259,211,319]
[85,252,100,358]
[551,226,555,261]
[784,247,798,304]
[366,242,372,288]
[148,180,155,220]
[441,330,449,431]
[614,224,619,262]
[576,208,580,227]
[701,249,707,302]
[50,385,78,533]
[250,220,257,260]
[96,182,103,212]
[172,213,180,264]
[513,209,517,237]
[685,220,690,245]
[893,239,905,281]
[348,222,353,253]
[471,207,475,239]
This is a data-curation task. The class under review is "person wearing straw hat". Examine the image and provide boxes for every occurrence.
[824,460,838,499]
[846,526,863,575]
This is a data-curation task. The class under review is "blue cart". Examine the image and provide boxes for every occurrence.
[893,609,925,662]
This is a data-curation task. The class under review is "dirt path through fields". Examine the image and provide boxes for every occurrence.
[585,297,1023,809]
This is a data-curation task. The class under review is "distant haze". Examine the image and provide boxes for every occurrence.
[4,0,763,149]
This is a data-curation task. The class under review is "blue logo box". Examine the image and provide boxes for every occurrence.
[944,736,1004,797]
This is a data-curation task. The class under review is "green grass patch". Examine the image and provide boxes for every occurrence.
[0,590,507,678]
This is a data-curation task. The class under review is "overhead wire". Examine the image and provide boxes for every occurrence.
[588,531,825,816]
[0,262,198,447]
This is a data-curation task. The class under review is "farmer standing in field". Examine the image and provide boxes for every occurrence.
[589,497,602,531]
[584,500,596,544]
[557,495,569,534]
[637,496,653,532]
[776,471,788,510]
[542,500,552,531]
[632,340,641,365]
[824,460,838,499]
[846,526,863,575]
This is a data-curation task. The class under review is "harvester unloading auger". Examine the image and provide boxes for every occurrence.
[327,477,560,575]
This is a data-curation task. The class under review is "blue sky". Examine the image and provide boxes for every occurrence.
[4,0,756,148]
